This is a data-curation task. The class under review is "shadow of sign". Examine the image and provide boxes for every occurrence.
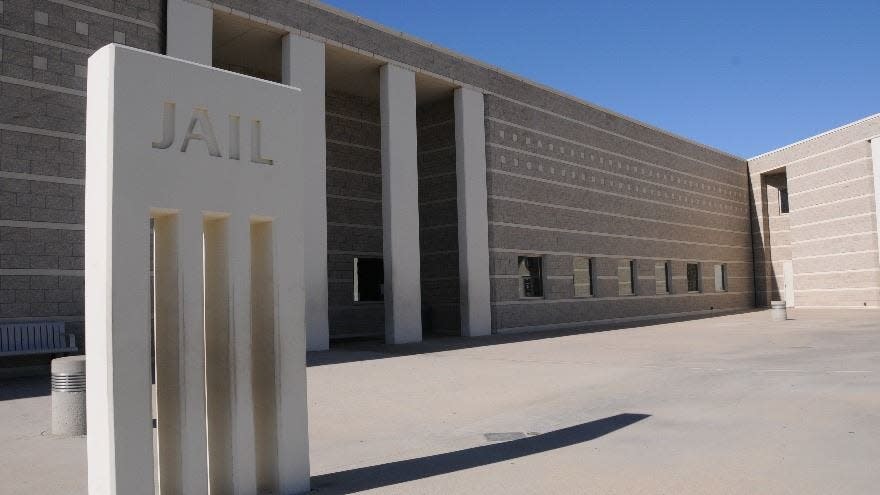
[311,413,650,493]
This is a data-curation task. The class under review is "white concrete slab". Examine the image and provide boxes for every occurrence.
[85,45,309,494]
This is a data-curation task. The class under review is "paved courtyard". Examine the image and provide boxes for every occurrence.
[1,309,878,494]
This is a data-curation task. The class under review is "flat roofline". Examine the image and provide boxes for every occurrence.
[298,0,744,162]
[749,113,880,161]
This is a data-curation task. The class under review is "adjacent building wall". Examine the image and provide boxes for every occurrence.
[748,115,880,308]
[0,0,163,347]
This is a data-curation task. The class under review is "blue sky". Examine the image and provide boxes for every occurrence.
[325,0,880,158]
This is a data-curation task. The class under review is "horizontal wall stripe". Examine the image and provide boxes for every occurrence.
[488,196,747,235]
[792,231,876,245]
[326,138,379,152]
[327,193,381,204]
[792,212,874,228]
[489,142,744,207]
[789,174,873,197]
[0,220,84,230]
[47,0,160,29]
[492,292,750,305]
[418,119,454,131]
[494,307,751,334]
[489,221,750,250]
[419,171,457,181]
[420,223,457,231]
[327,166,381,178]
[0,28,92,54]
[326,111,378,126]
[421,276,459,282]
[489,117,746,192]
[796,193,874,212]
[796,287,880,293]
[488,95,745,180]
[796,249,878,260]
[490,248,749,264]
[419,197,456,206]
[327,222,382,230]
[0,171,84,186]
[418,145,455,155]
[0,123,84,141]
[0,76,86,97]
[421,249,458,256]
[327,250,382,256]
[0,269,83,276]
[796,268,880,276]
[490,169,743,220]
[788,156,872,181]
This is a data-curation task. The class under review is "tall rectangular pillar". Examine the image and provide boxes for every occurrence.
[380,64,422,344]
[283,34,329,351]
[166,0,212,64]
[454,87,492,337]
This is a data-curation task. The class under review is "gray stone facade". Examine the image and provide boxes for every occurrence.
[1,0,163,348]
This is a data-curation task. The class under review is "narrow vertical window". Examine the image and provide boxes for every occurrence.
[714,264,728,292]
[573,256,594,297]
[353,257,384,302]
[518,256,544,298]
[655,261,670,294]
[687,262,701,292]
[779,186,789,214]
[618,259,635,296]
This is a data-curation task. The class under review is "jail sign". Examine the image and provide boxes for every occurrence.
[85,45,310,495]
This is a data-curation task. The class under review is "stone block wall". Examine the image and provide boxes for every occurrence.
[417,97,459,335]
[325,90,384,339]
[0,0,163,350]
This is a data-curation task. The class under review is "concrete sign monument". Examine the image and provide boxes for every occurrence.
[85,45,310,494]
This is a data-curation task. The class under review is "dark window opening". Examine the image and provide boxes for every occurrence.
[518,256,544,298]
[779,186,790,214]
[687,263,701,292]
[354,257,383,302]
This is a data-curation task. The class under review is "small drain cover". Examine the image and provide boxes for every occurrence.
[484,432,527,442]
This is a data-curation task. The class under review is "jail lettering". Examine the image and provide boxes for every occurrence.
[151,101,274,165]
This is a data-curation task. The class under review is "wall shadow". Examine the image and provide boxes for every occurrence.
[309,308,762,367]
[311,413,650,494]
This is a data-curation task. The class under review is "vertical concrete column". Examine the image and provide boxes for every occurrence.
[229,214,257,493]
[166,0,212,64]
[85,213,154,494]
[178,211,209,494]
[282,34,329,351]
[380,64,423,344]
[454,87,492,337]
[870,139,880,265]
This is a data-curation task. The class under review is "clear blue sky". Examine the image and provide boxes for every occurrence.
[325,0,880,158]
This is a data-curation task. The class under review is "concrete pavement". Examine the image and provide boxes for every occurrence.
[1,309,878,494]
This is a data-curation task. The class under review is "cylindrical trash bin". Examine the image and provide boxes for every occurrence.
[770,300,787,321]
[51,355,86,436]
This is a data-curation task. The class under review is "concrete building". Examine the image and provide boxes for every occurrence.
[0,0,877,352]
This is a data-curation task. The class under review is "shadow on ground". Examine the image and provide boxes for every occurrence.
[311,413,650,494]
[0,376,49,401]
[309,309,762,367]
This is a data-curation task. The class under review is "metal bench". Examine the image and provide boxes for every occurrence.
[0,321,77,357]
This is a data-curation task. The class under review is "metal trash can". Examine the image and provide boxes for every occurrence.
[770,300,787,321]
[51,355,86,436]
